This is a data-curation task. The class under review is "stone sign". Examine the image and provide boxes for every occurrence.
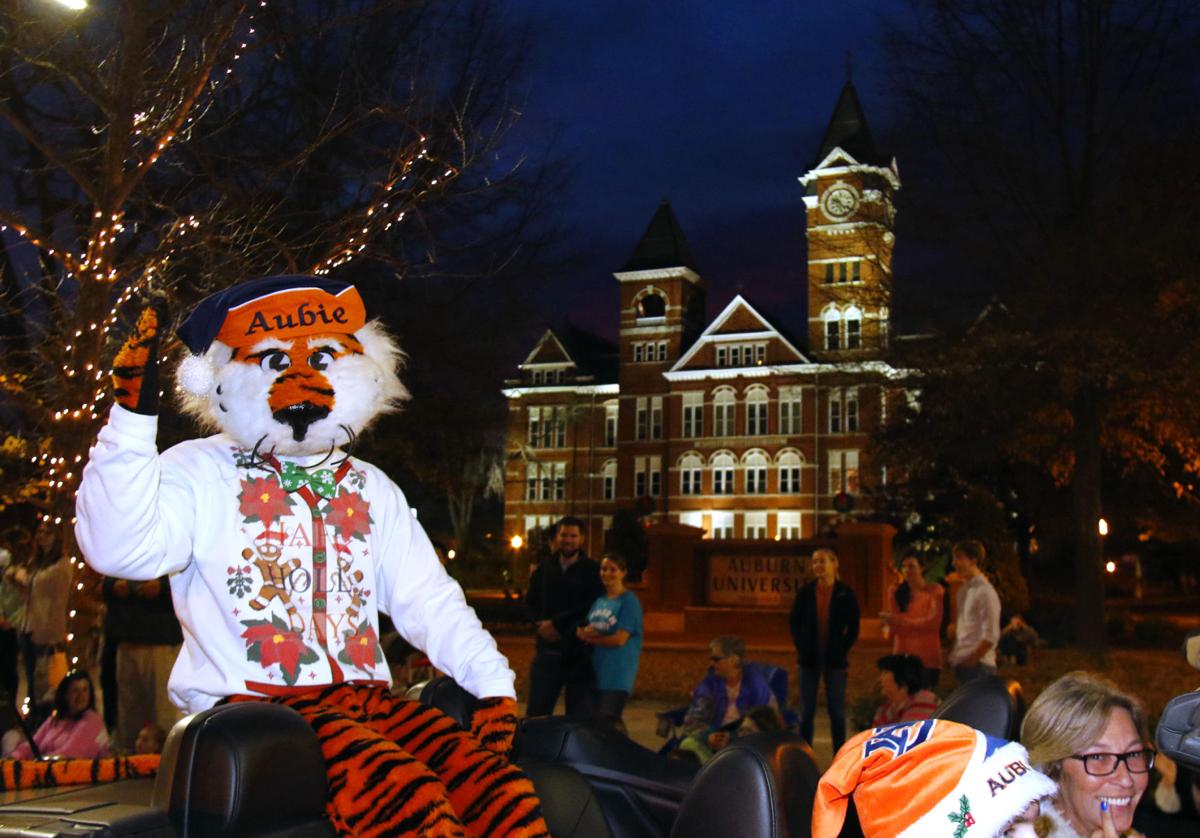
[707,553,810,607]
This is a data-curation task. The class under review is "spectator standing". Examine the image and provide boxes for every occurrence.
[789,548,860,752]
[102,576,183,754]
[947,539,1001,684]
[525,516,604,716]
[11,523,71,703]
[881,552,945,689]
[10,670,110,760]
[0,526,29,703]
[871,654,938,727]
[577,555,643,727]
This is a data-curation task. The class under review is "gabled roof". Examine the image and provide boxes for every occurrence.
[618,199,701,274]
[814,80,889,169]
[672,294,811,371]
[520,324,618,384]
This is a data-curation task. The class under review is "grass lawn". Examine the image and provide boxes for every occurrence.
[495,633,1199,730]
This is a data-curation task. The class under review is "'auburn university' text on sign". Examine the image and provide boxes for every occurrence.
[707,554,810,607]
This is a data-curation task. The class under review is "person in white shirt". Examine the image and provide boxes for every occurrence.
[946,539,1001,684]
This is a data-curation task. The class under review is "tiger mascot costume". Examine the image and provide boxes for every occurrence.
[75,275,549,837]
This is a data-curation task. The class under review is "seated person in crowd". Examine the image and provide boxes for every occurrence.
[871,653,938,727]
[677,704,784,765]
[10,670,110,760]
[134,722,167,756]
[999,614,1040,666]
[688,636,778,729]
[1022,671,1154,838]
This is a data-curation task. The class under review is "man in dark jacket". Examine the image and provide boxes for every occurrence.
[525,517,604,716]
[789,547,860,751]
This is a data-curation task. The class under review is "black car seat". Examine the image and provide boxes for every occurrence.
[931,675,1026,740]
[670,731,822,838]
[153,701,334,837]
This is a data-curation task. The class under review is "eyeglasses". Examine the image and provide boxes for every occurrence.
[1067,749,1156,776]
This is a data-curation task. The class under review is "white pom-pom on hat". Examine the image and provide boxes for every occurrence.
[177,353,215,396]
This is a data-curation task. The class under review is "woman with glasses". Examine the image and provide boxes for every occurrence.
[1021,671,1153,837]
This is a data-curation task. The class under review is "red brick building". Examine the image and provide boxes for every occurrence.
[502,82,904,557]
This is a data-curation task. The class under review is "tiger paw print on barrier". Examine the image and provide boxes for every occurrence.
[245,544,305,634]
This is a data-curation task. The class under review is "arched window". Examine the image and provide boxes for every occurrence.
[743,449,768,494]
[745,385,769,435]
[844,305,862,350]
[777,449,804,494]
[637,290,666,318]
[713,387,736,437]
[601,459,617,500]
[711,451,735,495]
[822,306,841,351]
[679,452,703,495]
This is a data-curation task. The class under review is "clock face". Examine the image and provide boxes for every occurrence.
[821,185,858,220]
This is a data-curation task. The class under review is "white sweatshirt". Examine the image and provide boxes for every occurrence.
[76,405,515,713]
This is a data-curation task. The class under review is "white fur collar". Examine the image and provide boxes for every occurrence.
[1036,800,1140,838]
[1036,802,1083,838]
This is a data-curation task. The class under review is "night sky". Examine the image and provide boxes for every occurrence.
[505,0,894,344]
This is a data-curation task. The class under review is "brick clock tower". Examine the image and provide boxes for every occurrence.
[801,80,900,360]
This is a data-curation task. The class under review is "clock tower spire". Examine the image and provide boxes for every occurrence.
[801,80,900,358]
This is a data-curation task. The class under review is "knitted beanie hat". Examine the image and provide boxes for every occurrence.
[175,275,367,395]
[813,719,1057,838]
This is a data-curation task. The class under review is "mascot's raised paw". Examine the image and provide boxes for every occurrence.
[471,696,518,757]
[112,304,165,415]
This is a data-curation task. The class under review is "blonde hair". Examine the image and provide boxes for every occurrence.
[1020,671,1148,778]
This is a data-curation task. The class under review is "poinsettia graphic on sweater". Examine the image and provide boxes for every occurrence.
[230,450,381,687]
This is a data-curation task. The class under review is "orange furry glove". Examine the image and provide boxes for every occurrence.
[470,696,519,758]
[111,305,164,415]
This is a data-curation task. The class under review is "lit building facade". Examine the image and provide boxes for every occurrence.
[502,82,904,556]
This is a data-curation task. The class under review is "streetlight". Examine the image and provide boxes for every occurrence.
[510,534,523,550]
[1097,518,1109,536]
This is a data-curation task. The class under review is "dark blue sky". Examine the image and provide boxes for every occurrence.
[505,1,894,341]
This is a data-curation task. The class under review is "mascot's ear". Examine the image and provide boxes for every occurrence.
[177,353,215,396]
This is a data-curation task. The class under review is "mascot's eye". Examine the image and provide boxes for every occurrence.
[260,351,291,372]
[309,350,334,371]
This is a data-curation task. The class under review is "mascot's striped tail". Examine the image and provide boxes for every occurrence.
[112,305,163,415]
[0,755,159,790]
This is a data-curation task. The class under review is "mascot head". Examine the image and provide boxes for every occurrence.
[175,275,408,456]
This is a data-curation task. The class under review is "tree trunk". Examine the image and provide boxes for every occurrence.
[1071,391,1106,654]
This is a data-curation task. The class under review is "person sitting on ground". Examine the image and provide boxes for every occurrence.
[133,722,167,756]
[999,614,1040,666]
[10,670,110,760]
[677,704,785,765]
[1021,671,1154,837]
[688,636,778,729]
[871,653,939,728]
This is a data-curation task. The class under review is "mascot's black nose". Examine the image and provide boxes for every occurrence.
[273,402,331,442]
